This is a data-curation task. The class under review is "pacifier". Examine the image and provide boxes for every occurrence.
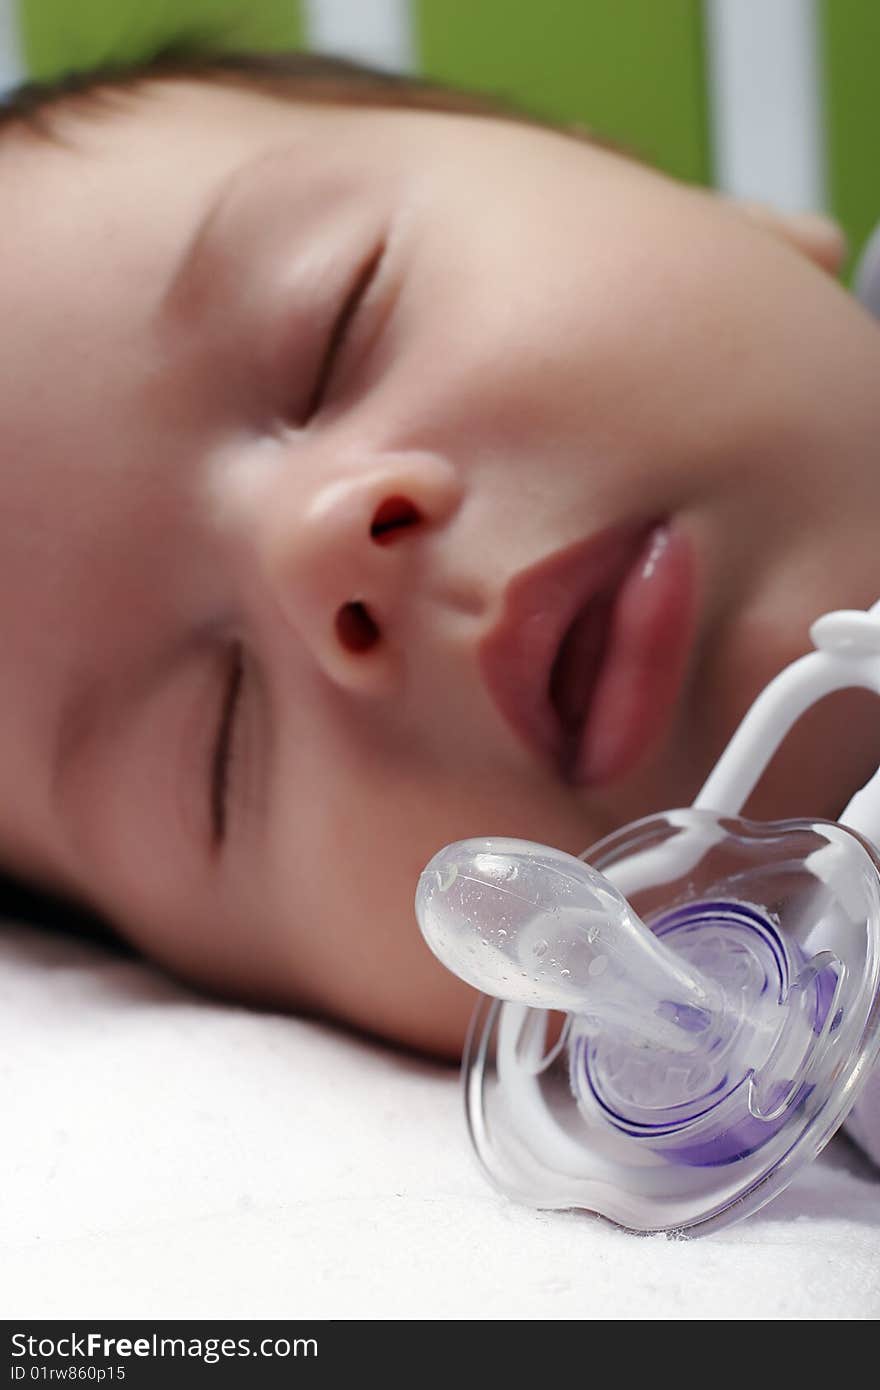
[416,607,880,1235]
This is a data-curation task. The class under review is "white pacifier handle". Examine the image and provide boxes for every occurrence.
[696,602,880,845]
[598,602,880,903]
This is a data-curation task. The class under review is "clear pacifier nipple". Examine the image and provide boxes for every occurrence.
[417,838,722,1053]
[416,836,837,1168]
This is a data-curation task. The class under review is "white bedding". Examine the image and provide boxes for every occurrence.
[2,920,879,1321]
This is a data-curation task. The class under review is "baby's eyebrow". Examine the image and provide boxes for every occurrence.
[160,145,288,324]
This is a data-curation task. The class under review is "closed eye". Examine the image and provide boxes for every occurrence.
[303,241,385,422]
[211,643,245,849]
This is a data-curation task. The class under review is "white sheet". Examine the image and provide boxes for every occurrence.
[1,920,878,1320]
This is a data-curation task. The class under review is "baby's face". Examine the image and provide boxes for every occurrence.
[3,81,880,1055]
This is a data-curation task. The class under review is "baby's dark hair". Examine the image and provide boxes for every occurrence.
[0,44,627,153]
[0,43,625,953]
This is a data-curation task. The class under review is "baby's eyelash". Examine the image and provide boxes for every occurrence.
[303,241,386,422]
[211,643,245,849]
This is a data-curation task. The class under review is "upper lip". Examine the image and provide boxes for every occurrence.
[478,522,654,775]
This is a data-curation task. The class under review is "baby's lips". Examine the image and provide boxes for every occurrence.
[478,524,650,773]
[574,523,697,788]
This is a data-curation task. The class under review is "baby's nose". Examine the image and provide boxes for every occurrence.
[258,448,461,693]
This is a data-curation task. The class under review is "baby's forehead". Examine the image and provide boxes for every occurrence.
[0,79,354,245]
[0,83,327,366]
[0,88,278,611]
[0,78,436,333]
[0,80,416,688]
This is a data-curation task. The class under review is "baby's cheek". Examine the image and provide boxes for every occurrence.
[296,908,479,1061]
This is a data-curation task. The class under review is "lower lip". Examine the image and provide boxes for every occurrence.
[568,523,697,787]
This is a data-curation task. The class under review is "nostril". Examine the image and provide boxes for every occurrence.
[335,600,381,653]
[370,495,422,546]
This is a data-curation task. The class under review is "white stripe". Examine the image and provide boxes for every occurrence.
[704,0,826,212]
[0,0,24,98]
[303,0,414,73]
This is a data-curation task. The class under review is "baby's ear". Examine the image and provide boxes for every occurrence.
[723,196,848,276]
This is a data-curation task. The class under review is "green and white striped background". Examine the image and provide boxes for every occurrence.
[1,0,878,278]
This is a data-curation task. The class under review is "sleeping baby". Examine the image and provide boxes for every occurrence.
[2,50,880,1079]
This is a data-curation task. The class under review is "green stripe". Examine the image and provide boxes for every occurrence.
[820,0,880,281]
[20,0,304,81]
[413,0,709,185]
